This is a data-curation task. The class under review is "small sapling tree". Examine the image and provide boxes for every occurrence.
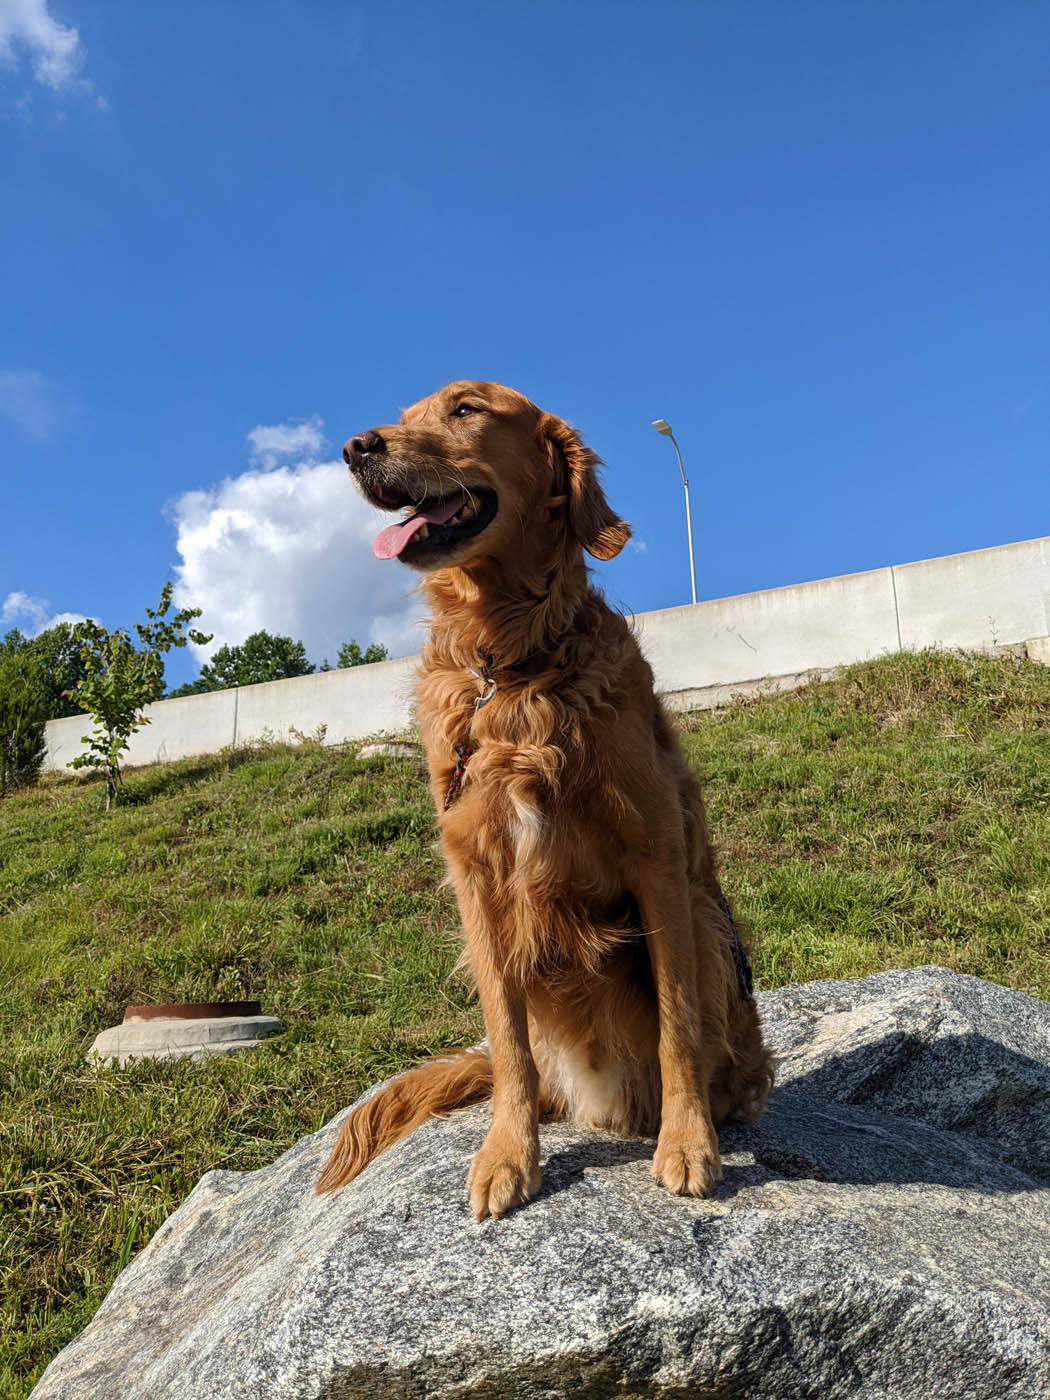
[66,585,211,810]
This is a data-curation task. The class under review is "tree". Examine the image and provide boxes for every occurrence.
[0,649,48,796]
[0,622,90,795]
[167,630,314,697]
[336,640,388,668]
[66,585,211,810]
[0,622,89,720]
[319,640,390,670]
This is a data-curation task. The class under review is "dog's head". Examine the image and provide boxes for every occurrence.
[344,381,631,572]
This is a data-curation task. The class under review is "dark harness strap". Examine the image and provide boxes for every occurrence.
[716,886,754,1000]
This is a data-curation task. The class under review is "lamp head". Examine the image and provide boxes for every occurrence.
[651,419,673,437]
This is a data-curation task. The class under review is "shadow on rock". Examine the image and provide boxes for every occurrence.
[764,1027,1050,1188]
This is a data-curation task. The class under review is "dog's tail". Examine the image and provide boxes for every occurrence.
[315,1047,493,1194]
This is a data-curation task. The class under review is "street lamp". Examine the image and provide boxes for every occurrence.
[651,418,697,605]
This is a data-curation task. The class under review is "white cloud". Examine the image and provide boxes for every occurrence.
[1,590,88,635]
[0,0,99,105]
[0,369,57,436]
[246,417,327,472]
[171,418,426,667]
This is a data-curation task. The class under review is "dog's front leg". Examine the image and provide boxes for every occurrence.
[631,854,722,1198]
[457,889,542,1220]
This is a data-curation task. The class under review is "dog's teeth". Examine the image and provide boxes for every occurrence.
[418,524,430,540]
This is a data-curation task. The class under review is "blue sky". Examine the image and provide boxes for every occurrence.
[2,1,1047,689]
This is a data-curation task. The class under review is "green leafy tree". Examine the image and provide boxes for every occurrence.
[0,649,49,795]
[66,585,211,810]
[0,622,89,720]
[168,630,314,696]
[337,640,388,668]
[320,640,390,670]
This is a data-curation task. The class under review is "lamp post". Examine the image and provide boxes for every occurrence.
[651,418,697,605]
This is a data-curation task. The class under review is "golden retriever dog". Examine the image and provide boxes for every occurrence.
[317,381,772,1220]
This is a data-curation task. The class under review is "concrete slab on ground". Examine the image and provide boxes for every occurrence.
[88,1015,283,1067]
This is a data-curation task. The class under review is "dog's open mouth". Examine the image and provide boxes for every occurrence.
[370,486,498,562]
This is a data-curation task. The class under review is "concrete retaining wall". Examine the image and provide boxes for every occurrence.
[43,534,1050,771]
[44,656,419,773]
[893,535,1050,652]
[634,563,901,709]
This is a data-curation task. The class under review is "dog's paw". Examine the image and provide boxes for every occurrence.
[467,1133,541,1221]
[651,1112,722,1198]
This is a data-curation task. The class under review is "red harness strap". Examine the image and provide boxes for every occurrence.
[443,742,475,811]
[442,664,497,812]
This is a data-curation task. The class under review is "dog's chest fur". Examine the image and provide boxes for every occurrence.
[432,685,621,873]
[419,658,644,980]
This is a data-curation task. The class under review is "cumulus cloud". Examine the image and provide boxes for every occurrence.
[1,590,88,634]
[0,369,57,436]
[246,417,327,472]
[0,0,101,107]
[171,419,426,667]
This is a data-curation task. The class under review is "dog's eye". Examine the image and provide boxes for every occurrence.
[450,403,480,419]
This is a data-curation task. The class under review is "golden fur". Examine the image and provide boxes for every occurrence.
[317,381,772,1218]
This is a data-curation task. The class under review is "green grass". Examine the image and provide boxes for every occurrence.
[2,649,1048,1395]
[681,649,1050,995]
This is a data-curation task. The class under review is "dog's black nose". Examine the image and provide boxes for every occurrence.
[343,429,387,468]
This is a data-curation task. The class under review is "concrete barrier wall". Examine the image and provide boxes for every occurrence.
[633,564,901,708]
[45,655,420,772]
[43,534,1050,771]
[894,535,1050,653]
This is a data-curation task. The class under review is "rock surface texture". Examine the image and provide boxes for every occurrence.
[31,967,1050,1400]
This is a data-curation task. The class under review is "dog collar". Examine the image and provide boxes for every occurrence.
[469,665,498,710]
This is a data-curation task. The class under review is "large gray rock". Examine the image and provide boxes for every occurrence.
[31,967,1050,1400]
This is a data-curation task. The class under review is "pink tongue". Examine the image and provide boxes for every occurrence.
[372,493,468,560]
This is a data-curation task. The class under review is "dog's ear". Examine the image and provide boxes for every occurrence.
[541,414,631,561]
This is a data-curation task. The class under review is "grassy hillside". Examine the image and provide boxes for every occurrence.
[2,649,1048,1396]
